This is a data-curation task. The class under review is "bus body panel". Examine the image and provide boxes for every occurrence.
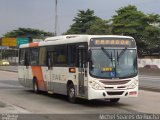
[18,66,89,97]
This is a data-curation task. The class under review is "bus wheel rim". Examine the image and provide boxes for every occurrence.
[69,88,75,98]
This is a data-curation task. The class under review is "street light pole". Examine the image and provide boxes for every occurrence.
[54,0,58,36]
[0,47,2,61]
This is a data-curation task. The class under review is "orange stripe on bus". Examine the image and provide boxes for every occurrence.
[31,66,46,91]
[29,42,39,47]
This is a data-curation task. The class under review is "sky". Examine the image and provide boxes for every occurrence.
[0,0,160,36]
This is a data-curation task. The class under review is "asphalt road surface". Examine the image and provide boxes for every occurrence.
[139,75,160,92]
[0,71,160,120]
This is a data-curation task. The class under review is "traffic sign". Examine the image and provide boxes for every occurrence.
[17,38,29,47]
[2,38,17,47]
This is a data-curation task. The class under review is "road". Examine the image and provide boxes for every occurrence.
[0,66,18,72]
[139,75,160,92]
[0,71,160,120]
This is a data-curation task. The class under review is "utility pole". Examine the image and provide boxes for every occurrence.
[54,0,58,36]
[0,47,2,61]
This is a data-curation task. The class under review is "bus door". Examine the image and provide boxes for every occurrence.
[77,45,88,97]
[24,50,30,87]
[46,51,54,92]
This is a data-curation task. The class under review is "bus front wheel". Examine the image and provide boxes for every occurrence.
[67,84,77,103]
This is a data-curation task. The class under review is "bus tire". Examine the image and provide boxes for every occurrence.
[33,79,39,93]
[110,98,120,103]
[67,83,77,103]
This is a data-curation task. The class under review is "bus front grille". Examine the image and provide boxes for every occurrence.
[107,91,124,95]
[100,80,130,85]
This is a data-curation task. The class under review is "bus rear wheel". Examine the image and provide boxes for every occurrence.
[110,98,120,103]
[67,84,77,103]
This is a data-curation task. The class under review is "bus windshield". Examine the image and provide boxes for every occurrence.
[90,49,138,79]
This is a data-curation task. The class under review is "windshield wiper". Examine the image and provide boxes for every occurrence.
[117,47,127,62]
[101,47,115,71]
[101,47,112,59]
[100,47,118,78]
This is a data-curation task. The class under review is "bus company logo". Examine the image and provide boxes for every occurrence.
[2,114,18,120]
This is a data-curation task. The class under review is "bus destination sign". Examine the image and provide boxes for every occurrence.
[90,38,136,48]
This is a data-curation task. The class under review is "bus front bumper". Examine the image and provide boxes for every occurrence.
[88,87,138,100]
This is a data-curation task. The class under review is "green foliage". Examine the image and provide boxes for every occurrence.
[66,9,97,34]
[144,25,160,49]
[66,6,160,54]
[145,14,160,49]
[112,5,148,37]
[87,19,112,35]
[112,5,160,53]
[148,14,160,24]
[3,28,54,39]
[66,9,111,35]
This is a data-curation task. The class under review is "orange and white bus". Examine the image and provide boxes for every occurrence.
[18,35,138,103]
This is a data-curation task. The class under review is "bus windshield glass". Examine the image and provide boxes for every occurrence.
[90,49,138,79]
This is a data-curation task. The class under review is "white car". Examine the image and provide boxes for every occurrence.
[0,60,10,66]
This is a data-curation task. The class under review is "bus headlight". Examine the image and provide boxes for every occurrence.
[127,80,138,89]
[89,81,105,90]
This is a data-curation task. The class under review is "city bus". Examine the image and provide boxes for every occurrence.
[18,35,138,103]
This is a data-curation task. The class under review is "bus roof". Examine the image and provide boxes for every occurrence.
[19,35,134,48]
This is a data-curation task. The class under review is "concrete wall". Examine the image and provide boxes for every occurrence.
[138,59,160,68]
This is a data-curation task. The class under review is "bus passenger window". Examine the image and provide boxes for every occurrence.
[39,47,46,65]
[57,54,65,63]
[24,52,30,66]
[19,49,25,65]
[55,46,67,65]
[68,45,76,66]
[30,48,39,65]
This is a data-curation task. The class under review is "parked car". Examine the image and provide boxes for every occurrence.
[0,60,10,66]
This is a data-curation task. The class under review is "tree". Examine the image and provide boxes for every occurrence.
[66,9,112,35]
[86,18,112,35]
[66,9,96,34]
[3,28,54,39]
[112,5,148,50]
[112,5,160,54]
[143,25,160,49]
[144,14,160,49]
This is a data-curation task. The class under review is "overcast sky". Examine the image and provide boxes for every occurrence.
[0,0,160,36]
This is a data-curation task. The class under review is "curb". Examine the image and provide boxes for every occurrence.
[0,69,17,73]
